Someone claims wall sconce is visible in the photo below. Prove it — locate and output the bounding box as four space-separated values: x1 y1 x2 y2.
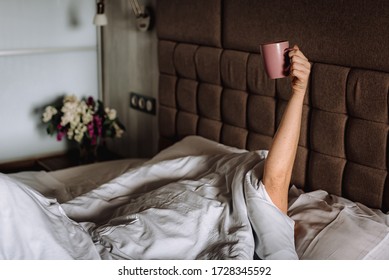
129 0 152 31
93 0 152 31
93 0 108 26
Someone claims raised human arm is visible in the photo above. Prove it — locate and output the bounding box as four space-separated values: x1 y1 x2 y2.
262 45 311 214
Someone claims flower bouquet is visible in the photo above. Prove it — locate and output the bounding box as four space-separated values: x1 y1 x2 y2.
42 95 125 162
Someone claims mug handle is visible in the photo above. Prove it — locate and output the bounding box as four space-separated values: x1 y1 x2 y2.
283 48 293 76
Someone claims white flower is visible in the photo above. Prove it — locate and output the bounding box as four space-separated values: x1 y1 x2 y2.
67 129 74 140
73 123 87 143
69 116 80 129
61 111 76 127
59 95 91 127
42 106 57 122
105 107 117 120
113 122 124 138
81 105 94 125
82 113 93 125
74 133 83 143
63 95 79 104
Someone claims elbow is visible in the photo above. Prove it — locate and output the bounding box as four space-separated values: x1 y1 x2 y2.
263 173 289 192
262 163 291 191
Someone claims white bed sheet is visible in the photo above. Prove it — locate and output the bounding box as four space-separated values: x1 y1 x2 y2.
9 158 147 203
1 145 297 260
7 136 247 203
152 136 389 259
60 151 297 260
3 135 389 260
0 173 101 259
288 186 389 260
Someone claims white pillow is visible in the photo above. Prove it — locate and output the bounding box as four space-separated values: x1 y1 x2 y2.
148 136 249 163
288 186 389 259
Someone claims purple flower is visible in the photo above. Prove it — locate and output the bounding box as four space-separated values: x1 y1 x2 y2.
88 122 94 137
57 131 65 141
91 136 97 146
87 96 95 106
94 115 103 136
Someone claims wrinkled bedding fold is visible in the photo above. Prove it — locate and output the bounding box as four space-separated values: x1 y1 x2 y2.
0 151 297 260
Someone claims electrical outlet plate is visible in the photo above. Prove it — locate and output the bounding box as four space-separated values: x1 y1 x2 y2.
129 92 156 115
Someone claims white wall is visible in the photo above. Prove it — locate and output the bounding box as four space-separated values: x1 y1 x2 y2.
0 0 98 163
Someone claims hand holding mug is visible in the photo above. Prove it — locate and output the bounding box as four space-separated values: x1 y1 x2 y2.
288 45 311 96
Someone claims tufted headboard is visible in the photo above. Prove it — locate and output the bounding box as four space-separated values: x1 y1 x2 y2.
156 0 389 211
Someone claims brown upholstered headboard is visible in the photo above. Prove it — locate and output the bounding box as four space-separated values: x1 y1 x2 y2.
156 0 389 211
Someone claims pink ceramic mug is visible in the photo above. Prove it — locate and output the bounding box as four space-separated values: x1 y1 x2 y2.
260 40 290 79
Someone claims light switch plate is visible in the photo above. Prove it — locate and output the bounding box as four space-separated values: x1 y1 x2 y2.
129 92 156 115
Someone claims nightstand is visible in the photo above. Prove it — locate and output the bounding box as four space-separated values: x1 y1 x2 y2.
36 148 121 171
0 159 42 174
36 150 80 171
0 147 121 173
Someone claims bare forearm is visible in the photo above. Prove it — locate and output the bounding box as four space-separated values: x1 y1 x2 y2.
262 45 310 213
263 93 304 193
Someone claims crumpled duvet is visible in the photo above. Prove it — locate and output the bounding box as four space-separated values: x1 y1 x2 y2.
0 151 297 260
0 173 100 259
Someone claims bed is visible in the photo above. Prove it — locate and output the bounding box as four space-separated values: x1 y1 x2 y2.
1 0 389 260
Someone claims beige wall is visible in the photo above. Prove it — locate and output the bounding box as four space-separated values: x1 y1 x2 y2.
102 0 159 159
